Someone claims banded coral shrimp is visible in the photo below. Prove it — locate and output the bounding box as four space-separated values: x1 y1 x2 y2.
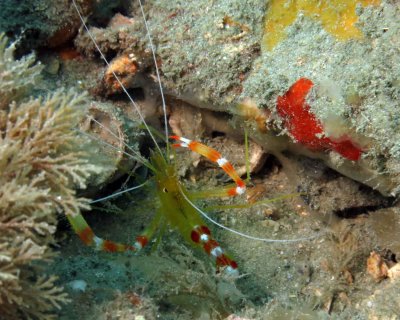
53 0 331 318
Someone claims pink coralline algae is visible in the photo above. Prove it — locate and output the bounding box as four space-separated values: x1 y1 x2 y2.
277 78 362 161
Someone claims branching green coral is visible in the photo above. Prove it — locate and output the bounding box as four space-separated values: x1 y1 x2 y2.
0 34 100 319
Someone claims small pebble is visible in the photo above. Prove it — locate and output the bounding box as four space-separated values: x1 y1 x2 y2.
68 279 87 292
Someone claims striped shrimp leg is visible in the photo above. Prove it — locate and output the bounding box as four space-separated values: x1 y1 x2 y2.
170 136 246 197
190 225 239 276
67 213 148 252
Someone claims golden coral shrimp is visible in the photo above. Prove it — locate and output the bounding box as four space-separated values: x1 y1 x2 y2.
69 0 318 276
69 132 246 275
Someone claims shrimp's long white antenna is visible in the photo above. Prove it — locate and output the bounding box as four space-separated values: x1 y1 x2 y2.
71 0 164 157
88 116 147 164
90 181 147 204
179 185 323 243
77 129 155 171
137 0 169 156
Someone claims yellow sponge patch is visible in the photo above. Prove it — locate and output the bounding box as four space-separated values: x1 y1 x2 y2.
263 0 380 50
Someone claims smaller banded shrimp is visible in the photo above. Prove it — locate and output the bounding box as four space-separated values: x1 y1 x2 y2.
70 0 320 276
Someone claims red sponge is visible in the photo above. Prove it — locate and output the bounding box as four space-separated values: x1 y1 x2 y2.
277 78 362 161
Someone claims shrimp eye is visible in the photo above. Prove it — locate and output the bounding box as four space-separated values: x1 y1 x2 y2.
163 187 168 193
